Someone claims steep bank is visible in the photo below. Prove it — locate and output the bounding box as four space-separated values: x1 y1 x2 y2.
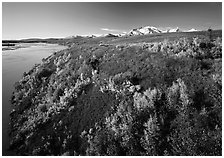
9 32 222 155
2 44 67 155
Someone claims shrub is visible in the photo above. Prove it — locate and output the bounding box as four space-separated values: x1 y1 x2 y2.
37 68 54 80
10 33 222 156
82 77 221 156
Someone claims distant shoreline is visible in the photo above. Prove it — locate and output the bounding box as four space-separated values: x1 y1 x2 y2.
2 38 67 51
2 44 27 51
2 42 64 51
2 38 65 45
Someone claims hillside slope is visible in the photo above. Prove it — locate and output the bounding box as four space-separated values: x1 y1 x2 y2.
9 30 222 155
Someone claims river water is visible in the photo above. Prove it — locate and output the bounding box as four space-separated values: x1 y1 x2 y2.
2 43 67 155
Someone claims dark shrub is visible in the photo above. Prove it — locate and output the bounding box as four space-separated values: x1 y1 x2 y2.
199 42 207 49
37 68 54 80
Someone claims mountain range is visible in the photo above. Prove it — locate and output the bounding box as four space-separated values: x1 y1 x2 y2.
127 26 199 36
103 26 199 37
66 26 199 39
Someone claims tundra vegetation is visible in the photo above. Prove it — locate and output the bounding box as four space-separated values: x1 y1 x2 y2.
9 30 222 155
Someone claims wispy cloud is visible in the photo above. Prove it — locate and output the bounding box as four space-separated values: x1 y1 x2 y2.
101 28 125 33
158 27 173 31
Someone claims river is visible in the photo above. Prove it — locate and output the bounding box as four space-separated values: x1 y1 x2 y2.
2 43 67 155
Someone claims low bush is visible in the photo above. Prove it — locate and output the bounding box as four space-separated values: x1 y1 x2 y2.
9 33 222 155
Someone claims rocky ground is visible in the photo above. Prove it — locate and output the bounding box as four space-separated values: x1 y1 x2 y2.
9 30 222 155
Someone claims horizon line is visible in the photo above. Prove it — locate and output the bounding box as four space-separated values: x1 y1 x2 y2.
2 28 222 41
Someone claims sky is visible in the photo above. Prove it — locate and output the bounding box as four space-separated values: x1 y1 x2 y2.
2 2 222 40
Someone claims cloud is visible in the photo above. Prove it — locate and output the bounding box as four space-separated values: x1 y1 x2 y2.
157 27 173 31
101 28 125 32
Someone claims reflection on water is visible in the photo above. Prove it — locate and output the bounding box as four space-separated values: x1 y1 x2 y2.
2 43 67 155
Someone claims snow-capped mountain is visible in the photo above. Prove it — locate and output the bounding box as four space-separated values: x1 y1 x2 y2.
166 27 180 33
105 33 119 37
128 26 162 36
127 26 183 36
187 28 198 32
69 26 200 38
118 33 127 37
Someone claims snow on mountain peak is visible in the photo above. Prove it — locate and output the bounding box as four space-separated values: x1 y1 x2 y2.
187 28 198 32
167 27 180 33
128 26 162 36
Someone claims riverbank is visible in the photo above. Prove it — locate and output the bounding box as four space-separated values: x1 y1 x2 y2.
2 43 67 155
